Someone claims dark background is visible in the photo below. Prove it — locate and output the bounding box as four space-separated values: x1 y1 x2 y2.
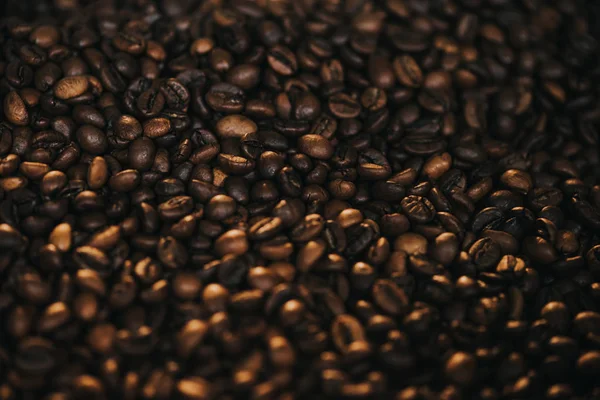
3 0 600 30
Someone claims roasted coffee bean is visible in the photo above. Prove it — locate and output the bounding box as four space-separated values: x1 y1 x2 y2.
128 137 156 171
393 55 423 88
268 45 297 76
372 279 409 316
329 93 361 119
401 195 436 223
468 238 502 270
54 76 89 100
297 134 333 160
115 115 142 141
206 83 245 113
216 114 257 139
109 169 140 192
331 314 366 354
444 352 477 386
76 125 108 155
4 91 30 126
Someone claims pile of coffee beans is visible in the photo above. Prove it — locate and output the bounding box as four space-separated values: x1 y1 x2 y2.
2 0 600 398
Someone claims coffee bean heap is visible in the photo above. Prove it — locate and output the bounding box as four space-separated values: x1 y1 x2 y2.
1 0 600 399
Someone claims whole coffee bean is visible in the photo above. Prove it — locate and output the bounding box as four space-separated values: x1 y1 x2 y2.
423 152 452 180
268 45 298 76
19 161 49 180
158 196 193 221
393 55 423 88
76 125 108 154
297 239 326 272
4 91 29 126
500 169 533 194
215 229 249 256
39 301 70 332
128 137 156 171
177 377 211 400
401 195 436 223
218 154 255 175
15 337 57 375
297 134 333 160
523 236 559 265
87 156 109 190
115 115 142 141
216 114 257 139
329 93 361 118
206 83 245 113
30 25 60 48
113 31 146 55
54 76 89 100
290 214 324 242
331 314 366 354
372 279 409 316
157 236 188 268
468 238 502 270
336 209 364 229
249 217 283 241
445 352 476 386
109 169 140 192
143 117 171 138
431 232 459 266
226 64 260 89
395 233 428 255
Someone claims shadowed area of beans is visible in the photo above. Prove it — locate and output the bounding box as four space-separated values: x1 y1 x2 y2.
1 0 600 399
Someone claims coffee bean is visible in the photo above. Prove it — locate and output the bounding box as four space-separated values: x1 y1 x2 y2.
218 154 255 175
15 337 56 375
216 114 257 139
215 229 249 256
206 83 245 113
76 125 108 155
39 301 70 332
268 45 297 76
54 76 89 100
331 314 366 354
500 169 533 194
445 352 476 386
113 31 146 55
423 152 452 180
248 217 283 241
297 134 333 160
401 195 436 223
395 233 428 255
73 246 110 274
329 93 361 118
109 169 140 192
297 239 326 273
393 55 423 88
4 91 29 126
128 137 156 171
143 117 171 138
115 115 142 141
468 238 502 270
290 214 324 242
157 236 188 268
372 279 409 316
177 377 212 400
523 236 559 265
